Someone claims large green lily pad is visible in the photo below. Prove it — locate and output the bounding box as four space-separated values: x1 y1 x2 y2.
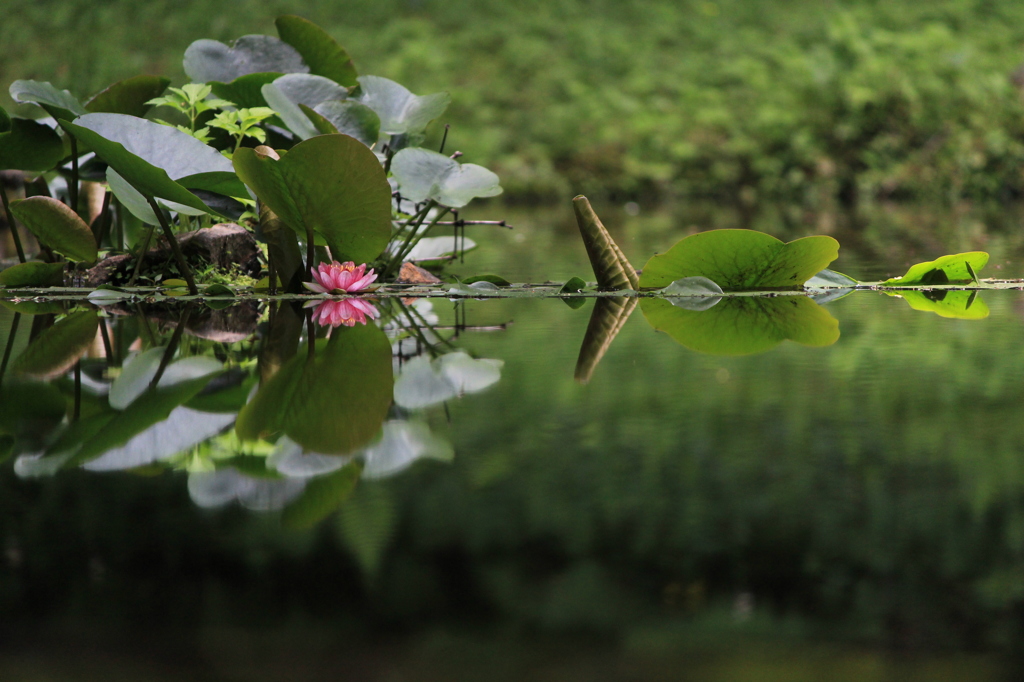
233 135 392 263
183 35 307 84
639 229 840 291
640 295 840 356
883 252 989 286
276 15 358 87
307 101 379 148
236 322 393 455
9 80 87 121
9 197 97 262
356 76 449 137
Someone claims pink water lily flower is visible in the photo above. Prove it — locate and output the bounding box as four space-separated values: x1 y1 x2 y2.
304 261 378 294
306 298 380 328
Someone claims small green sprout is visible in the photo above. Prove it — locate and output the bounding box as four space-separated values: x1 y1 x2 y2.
207 107 276 153
147 83 234 133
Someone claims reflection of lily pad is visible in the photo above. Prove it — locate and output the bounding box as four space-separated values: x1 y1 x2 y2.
892 290 990 320
12 310 98 379
639 230 839 291
640 295 840 356
236 322 393 454
393 351 503 408
883 252 988 286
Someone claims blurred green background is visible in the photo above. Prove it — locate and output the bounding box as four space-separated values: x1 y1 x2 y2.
7 0 1024 203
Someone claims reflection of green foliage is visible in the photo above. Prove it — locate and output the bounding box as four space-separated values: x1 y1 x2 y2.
12 311 98 379
236 322 393 454
891 290 990 320
639 230 839 291
640 295 839 355
883 252 989 286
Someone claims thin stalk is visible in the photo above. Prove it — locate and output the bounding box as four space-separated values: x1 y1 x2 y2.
305 225 316 280
69 137 80 218
149 305 192 389
94 190 113 247
394 206 450 267
384 201 436 278
146 196 198 295
306 311 316 363
430 220 510 228
98 318 113 365
268 254 277 296
438 124 450 154
0 188 26 263
128 225 155 287
73 361 81 422
0 312 21 384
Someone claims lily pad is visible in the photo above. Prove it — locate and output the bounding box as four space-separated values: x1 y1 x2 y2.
0 262 65 287
9 80 87 121
183 35 308 84
276 15 358 87
883 252 989 286
639 229 840 291
85 75 171 117
233 135 392 263
309 101 379 148
236 322 393 455
273 73 348 108
391 147 502 208
893 290 990 320
640 295 840 356
400 236 477 262
209 72 281 109
560 276 587 294
0 118 64 171
356 76 450 137
261 82 320 140
108 347 223 410
62 114 230 217
393 351 502 409
9 196 97 262
12 311 98 379
660 275 724 297
806 268 859 288
462 274 511 286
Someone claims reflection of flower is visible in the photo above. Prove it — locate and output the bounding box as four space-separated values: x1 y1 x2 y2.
304 261 378 294
306 299 380 327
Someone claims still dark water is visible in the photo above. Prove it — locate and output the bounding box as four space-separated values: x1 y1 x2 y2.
3 203 1024 681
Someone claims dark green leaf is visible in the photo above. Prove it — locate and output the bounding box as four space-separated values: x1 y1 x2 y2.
85 75 171 117
209 72 281 109
276 15 358 87
0 118 64 172
462 274 511 286
0 262 65 287
183 35 307 84
640 295 840 356
203 283 235 296
9 197 97 262
639 229 840 291
282 460 363 529
62 115 229 216
391 147 502 208
237 322 393 454
13 311 98 379
560 276 588 293
883 252 989 286
0 381 66 448
561 296 587 310
233 135 392 263
0 106 10 134
177 171 251 200
9 80 87 121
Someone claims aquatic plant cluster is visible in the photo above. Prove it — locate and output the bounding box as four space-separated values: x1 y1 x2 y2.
0 16 501 294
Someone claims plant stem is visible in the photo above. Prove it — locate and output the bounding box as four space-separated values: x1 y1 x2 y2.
0 188 26 263
306 311 316 363
384 201 436 278
149 304 192 389
0 312 21 385
69 137 80 218
98 317 114 365
94 190 113 247
128 225 155 287
73 361 81 422
146 196 198 295
305 225 316 281
394 206 450 266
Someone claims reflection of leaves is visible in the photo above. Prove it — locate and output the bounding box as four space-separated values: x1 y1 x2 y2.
393 351 502 409
336 485 397 580
69 375 218 466
641 295 840 356
233 135 392 264
883 252 988 286
237 322 393 454
108 346 222 409
639 229 839 291
572 196 637 290
575 297 637 383
361 420 453 479
0 381 66 450
282 460 363 529
13 311 98 379
892 290 990 320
